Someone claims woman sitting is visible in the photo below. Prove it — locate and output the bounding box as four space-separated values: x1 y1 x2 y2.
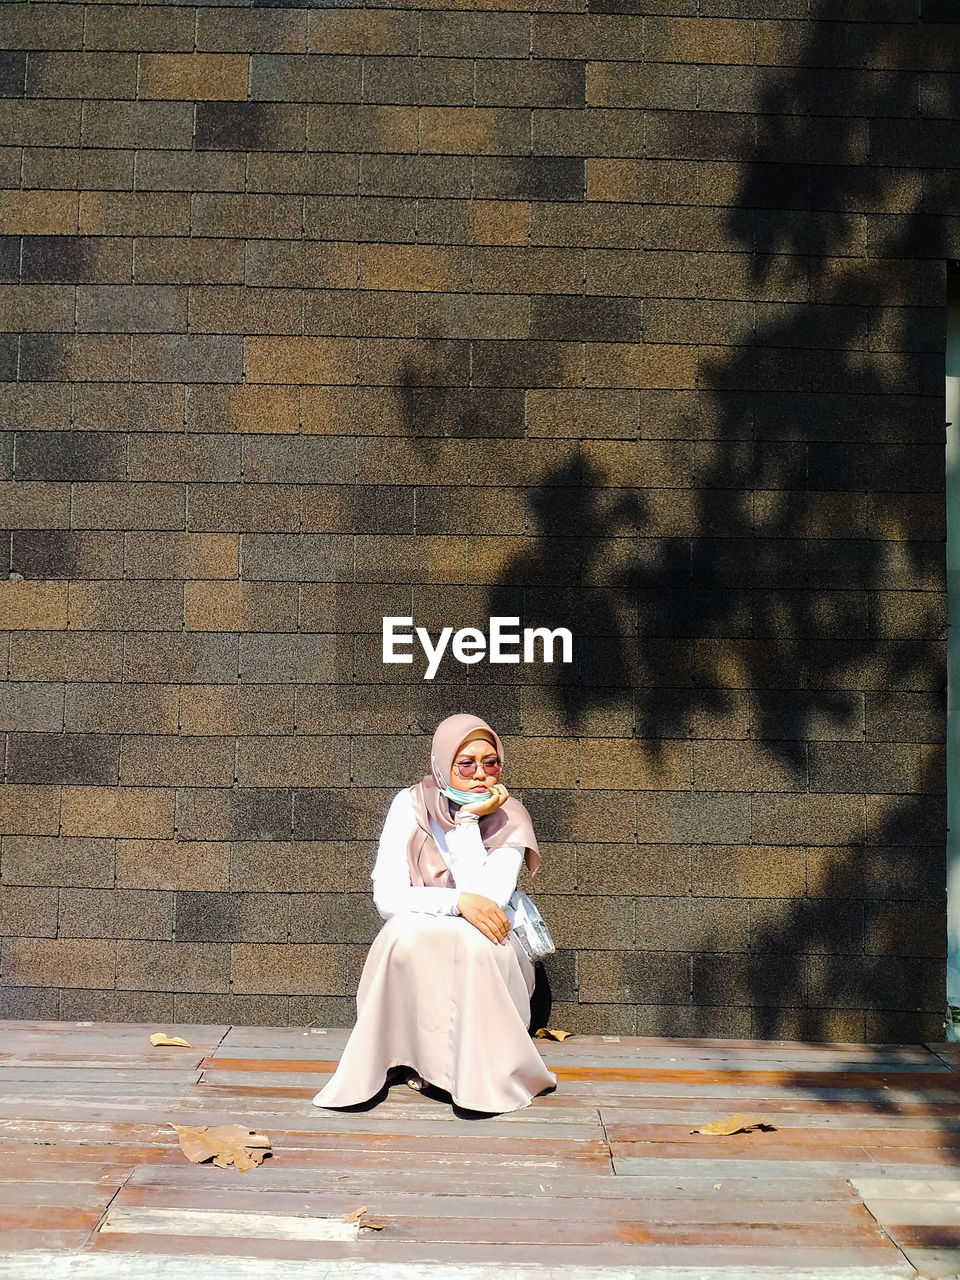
312 713 557 1114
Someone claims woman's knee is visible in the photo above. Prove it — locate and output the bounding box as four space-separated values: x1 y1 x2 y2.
385 914 452 961
455 920 506 962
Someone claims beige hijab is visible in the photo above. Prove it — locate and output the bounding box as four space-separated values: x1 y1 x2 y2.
407 713 540 888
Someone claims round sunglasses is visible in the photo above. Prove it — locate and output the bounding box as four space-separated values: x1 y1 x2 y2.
453 756 502 778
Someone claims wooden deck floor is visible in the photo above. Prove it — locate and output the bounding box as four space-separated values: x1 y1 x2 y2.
1 1021 959 1279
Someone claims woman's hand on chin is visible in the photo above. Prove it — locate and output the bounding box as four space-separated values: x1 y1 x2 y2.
460 782 510 817
457 892 510 944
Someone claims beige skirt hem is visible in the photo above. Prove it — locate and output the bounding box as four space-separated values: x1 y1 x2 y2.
312 912 557 1115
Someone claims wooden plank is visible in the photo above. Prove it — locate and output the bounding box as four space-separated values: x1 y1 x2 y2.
199 1057 956 1090
94 1126 613 1163
0 1104 215 1125
0 1020 227 1043
0 1020 909 1056
166 1111 607 1146
613 1140 874 1164
217 1027 349 1047
0 1070 200 1084
85 1233 911 1266
0 1255 921 1280
219 1144 610 1174
188 1076 960 1123
96 1210 898 1251
618 1143 960 1167
0 1056 202 1070
194 1072 960 1116
124 1163 856 1200
602 1099 960 1123
201 1057 338 1075
73 1142 609 1177
544 1080 960 1102
541 1055 946 1074
0 1183 121 1210
0 1083 199 1098
295 1217 891 1248
863 1147 960 1168
555 1066 958 1089
0 1024 225 1034
110 1183 879 1227
854 1177 960 1201
0 1120 176 1144
0 1207 103 1232
0 1142 173 1164
613 1156 960 1179
0 1232 96 1254
99 1206 360 1241
884 1224 960 1247
186 1086 602 1131
0 1161 133 1186
177 1105 604 1142
862 1201 960 1226
211 1043 941 1070
890 1250 960 1279
7 1114 608 1164
608 1124 960 1150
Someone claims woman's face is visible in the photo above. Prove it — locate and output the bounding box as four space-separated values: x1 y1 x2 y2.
449 735 502 794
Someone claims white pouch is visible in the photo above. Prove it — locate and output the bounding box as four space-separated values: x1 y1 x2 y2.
507 890 556 961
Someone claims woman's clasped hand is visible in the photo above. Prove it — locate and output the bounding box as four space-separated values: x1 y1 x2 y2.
456 891 511 944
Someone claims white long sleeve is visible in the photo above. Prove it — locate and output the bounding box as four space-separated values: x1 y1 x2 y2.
445 819 524 907
371 788 525 920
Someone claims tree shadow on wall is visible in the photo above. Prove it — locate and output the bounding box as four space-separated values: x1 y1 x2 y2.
493 1 952 1048
395 351 525 450
487 455 643 716
383 3 952 1057
688 3 952 1053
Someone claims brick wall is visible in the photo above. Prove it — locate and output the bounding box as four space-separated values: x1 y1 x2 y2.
0 0 952 1040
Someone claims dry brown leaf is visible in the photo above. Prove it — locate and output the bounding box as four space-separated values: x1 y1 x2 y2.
150 1033 193 1048
360 1221 385 1232
344 1206 368 1223
690 1113 775 1137
534 1027 573 1041
172 1123 272 1172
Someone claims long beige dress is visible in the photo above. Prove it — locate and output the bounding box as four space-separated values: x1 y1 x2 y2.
312 790 557 1114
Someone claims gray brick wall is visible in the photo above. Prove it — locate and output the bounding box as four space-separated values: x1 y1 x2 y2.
0 0 951 1039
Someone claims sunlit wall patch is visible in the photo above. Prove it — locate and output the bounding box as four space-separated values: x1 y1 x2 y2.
382 615 574 681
